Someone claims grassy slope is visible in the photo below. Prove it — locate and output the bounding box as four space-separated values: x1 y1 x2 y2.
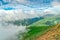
22 17 56 40
37 23 60 40
23 26 53 40
18 15 60 40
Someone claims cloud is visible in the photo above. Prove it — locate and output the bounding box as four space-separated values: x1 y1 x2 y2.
0 20 27 40
16 0 26 3
0 0 53 9
0 0 31 10
43 6 60 15
0 9 41 22
51 0 60 7
42 0 60 15
0 9 28 40
3 0 11 3
0 9 41 40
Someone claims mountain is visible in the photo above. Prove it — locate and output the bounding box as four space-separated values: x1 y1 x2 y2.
7 17 44 26
18 14 60 40
37 23 60 40
0 10 44 26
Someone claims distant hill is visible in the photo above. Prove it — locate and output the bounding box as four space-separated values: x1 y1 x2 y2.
7 17 44 26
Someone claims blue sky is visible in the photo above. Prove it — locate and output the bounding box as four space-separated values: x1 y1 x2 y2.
0 0 60 10
27 0 53 7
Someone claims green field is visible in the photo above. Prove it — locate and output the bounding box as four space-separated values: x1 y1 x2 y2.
17 15 60 40
22 26 53 40
22 18 54 40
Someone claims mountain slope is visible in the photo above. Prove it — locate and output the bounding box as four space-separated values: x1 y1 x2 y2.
17 15 60 40
37 23 60 40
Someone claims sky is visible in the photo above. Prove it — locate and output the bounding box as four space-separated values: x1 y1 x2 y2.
0 0 60 40
0 0 60 15
0 0 60 20
0 0 60 10
0 0 60 17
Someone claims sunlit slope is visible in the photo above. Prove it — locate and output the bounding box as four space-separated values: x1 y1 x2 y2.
22 17 57 40
29 15 60 27
37 23 60 40
18 15 60 40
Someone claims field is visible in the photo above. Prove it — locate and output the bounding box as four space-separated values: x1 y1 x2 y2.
17 15 60 40
37 23 60 40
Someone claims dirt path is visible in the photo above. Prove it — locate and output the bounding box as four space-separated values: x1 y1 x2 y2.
37 23 60 40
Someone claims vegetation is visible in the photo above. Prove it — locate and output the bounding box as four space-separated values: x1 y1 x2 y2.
17 15 60 40
22 26 53 40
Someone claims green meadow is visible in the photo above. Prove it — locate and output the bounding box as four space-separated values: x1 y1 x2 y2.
17 15 60 40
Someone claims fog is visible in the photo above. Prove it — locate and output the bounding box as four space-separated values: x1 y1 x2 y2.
0 10 27 40
0 21 27 40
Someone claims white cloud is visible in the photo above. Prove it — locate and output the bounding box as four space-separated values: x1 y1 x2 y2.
44 9 54 14
3 0 26 3
0 9 41 40
43 7 60 15
3 0 11 3
43 0 60 15
0 9 28 40
0 0 31 10
0 21 27 40
29 9 36 14
0 9 41 21
51 0 60 7
16 0 26 3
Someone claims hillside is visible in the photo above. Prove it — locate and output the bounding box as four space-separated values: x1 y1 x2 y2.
17 15 60 40
19 17 55 40
37 23 60 40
